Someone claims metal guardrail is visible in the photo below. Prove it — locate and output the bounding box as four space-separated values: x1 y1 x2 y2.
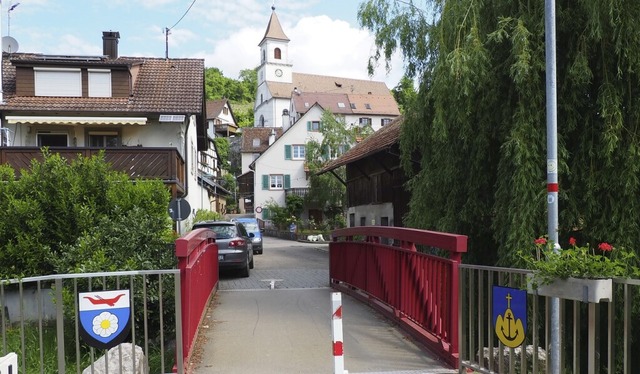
459 264 640 373
0 269 182 374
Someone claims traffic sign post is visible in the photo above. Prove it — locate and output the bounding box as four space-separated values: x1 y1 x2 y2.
168 198 191 236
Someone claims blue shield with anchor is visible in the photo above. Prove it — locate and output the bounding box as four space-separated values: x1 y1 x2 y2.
78 289 131 350
493 285 527 348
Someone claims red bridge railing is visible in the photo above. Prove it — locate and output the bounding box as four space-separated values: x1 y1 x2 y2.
329 226 467 368
174 228 219 371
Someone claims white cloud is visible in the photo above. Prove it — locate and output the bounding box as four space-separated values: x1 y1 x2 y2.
205 15 404 88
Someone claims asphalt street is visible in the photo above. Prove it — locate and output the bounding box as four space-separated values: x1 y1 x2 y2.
190 237 457 374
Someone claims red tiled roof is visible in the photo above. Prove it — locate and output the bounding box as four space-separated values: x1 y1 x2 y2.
1 53 204 114
268 72 393 99
319 116 404 173
206 99 227 119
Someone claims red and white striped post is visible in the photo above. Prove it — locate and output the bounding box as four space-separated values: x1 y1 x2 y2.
331 292 347 374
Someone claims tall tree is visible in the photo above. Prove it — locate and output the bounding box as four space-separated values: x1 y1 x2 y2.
306 111 372 226
359 0 640 265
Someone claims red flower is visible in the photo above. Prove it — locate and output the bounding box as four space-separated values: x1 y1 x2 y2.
569 237 577 246
534 238 547 245
598 242 613 252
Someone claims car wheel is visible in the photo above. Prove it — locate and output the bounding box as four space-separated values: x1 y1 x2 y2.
241 257 250 278
249 253 254 269
257 249 263 255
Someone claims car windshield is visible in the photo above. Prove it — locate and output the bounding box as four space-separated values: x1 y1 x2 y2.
206 225 236 239
242 222 259 231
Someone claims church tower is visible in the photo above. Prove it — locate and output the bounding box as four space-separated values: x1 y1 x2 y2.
254 6 293 127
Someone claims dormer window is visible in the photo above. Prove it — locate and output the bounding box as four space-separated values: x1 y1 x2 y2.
88 69 112 97
34 67 81 97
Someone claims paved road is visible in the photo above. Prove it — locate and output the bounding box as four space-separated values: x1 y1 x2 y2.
190 237 456 374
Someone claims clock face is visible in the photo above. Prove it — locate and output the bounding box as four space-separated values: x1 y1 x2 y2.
275 69 283 77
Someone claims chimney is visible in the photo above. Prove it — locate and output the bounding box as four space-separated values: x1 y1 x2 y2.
268 128 276 145
102 31 120 59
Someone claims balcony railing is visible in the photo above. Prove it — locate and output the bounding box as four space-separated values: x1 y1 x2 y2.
0 147 186 196
285 187 309 198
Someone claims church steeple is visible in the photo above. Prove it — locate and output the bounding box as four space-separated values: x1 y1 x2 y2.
259 7 289 46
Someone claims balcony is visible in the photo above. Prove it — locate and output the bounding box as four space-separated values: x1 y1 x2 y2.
285 187 309 198
0 147 186 196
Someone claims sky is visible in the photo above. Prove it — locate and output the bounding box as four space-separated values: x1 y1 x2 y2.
3 0 404 88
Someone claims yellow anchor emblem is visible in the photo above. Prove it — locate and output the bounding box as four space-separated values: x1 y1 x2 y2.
494 293 526 348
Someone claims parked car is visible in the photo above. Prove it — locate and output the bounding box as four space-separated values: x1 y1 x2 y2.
192 221 254 277
232 217 264 254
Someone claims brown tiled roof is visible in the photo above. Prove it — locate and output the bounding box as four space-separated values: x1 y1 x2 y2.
240 127 284 153
319 116 404 173
1 53 204 114
292 92 352 115
206 99 227 119
268 72 393 99
260 10 289 45
348 94 401 116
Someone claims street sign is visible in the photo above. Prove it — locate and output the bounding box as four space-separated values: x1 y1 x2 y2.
168 198 191 221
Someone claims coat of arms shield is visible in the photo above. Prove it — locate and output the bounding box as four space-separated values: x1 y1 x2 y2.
78 289 131 350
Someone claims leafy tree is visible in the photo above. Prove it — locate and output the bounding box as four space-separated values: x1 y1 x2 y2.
391 75 417 114
359 0 640 265
306 111 372 227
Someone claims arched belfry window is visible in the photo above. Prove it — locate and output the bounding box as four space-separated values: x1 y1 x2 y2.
259 115 265 127
262 50 266 63
274 48 281 60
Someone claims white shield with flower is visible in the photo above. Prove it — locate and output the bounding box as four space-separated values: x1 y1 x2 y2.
78 289 131 350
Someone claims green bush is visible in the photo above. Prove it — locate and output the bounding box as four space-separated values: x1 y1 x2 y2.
0 150 175 278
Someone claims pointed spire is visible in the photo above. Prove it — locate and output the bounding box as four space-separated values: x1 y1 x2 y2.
259 6 289 45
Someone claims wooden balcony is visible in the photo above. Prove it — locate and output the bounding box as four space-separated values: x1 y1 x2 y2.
0 147 186 197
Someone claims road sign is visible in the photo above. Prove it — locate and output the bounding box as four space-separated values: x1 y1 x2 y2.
168 198 191 221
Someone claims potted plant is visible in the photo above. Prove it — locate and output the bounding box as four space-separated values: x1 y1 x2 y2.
521 237 640 303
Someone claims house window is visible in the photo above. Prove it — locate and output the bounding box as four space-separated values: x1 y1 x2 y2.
222 107 229 115
350 103 356 109
270 175 283 189
37 132 68 146
274 48 281 60
88 69 112 97
381 118 393 126
252 138 260 147
365 103 371 109
359 117 372 126
292 145 305 160
34 67 81 97
88 131 119 147
308 121 321 131
337 102 346 108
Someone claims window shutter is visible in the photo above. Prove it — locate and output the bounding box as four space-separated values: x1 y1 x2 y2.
284 145 292 160
307 121 311 131
321 145 329 160
262 175 269 190
262 208 270 219
284 174 291 189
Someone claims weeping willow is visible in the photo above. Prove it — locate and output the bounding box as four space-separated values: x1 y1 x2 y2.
359 0 640 265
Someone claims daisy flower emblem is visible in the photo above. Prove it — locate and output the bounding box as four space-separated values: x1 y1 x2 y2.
92 311 119 338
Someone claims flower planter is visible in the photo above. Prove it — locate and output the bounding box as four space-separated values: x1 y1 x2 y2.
526 275 612 303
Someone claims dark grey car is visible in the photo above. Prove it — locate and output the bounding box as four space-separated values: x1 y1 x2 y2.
193 221 255 277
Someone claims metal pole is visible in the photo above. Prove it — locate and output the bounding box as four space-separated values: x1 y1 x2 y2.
544 0 560 371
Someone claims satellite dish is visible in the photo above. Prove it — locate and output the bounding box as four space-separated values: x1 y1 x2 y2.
2 36 19 53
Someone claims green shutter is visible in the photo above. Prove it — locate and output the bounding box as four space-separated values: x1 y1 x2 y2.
284 145 292 160
262 175 269 190
284 174 291 189
262 208 271 220
307 121 311 131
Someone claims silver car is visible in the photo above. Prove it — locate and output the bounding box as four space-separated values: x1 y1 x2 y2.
192 221 255 277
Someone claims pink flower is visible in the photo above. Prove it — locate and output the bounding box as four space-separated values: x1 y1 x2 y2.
534 238 547 245
569 237 577 246
598 242 613 252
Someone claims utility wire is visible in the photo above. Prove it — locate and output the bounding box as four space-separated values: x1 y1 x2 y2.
165 0 197 58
